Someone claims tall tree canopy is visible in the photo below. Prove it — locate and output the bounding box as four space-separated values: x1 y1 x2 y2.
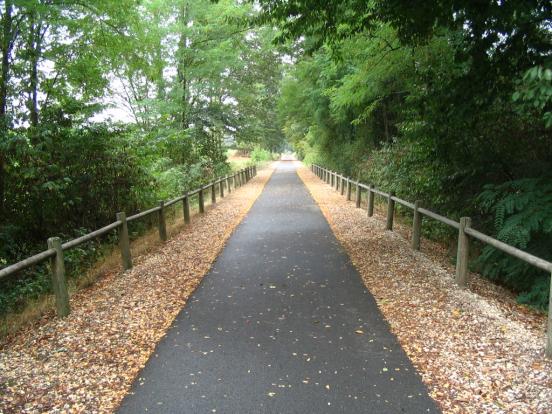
0 0 286 314
266 0 552 308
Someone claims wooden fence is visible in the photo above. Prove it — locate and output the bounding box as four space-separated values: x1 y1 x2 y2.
311 164 552 358
0 166 257 318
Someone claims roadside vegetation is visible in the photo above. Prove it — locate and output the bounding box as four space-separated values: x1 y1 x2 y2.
0 0 285 323
265 0 552 309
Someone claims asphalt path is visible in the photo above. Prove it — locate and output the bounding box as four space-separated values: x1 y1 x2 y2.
118 162 439 413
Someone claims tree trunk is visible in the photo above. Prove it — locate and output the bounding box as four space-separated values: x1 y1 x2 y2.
176 1 189 130
0 0 14 218
382 101 390 142
153 10 165 101
27 11 41 132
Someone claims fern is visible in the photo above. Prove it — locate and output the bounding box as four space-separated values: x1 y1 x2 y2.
476 176 552 309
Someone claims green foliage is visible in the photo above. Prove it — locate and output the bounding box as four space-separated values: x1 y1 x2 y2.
476 178 552 309
0 0 284 317
272 1 552 308
250 147 272 163
513 63 552 128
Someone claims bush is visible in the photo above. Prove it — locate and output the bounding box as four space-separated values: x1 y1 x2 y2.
250 146 273 162
476 177 552 309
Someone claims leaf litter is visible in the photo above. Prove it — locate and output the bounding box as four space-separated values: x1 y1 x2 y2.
0 165 275 414
297 165 552 414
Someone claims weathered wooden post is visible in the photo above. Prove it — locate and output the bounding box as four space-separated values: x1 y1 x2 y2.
412 200 422 250
346 178 352 201
211 182 217 204
367 185 374 217
183 193 191 224
158 200 167 241
116 212 132 270
547 275 552 358
227 175 232 193
455 217 471 286
386 192 395 230
355 182 361 208
47 237 70 317
220 179 224 197
199 189 205 213
341 176 346 196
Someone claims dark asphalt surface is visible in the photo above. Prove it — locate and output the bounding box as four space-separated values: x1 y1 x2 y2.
118 162 439 414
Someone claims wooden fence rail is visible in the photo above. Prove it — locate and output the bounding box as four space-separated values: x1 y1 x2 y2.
0 165 258 318
311 164 552 358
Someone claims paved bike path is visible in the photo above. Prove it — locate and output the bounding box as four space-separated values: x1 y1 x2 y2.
118 162 439 413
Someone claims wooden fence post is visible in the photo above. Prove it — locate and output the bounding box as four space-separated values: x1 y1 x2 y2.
116 212 132 270
220 179 224 198
547 274 552 358
227 175 232 193
211 182 217 204
412 200 422 251
158 200 167 241
355 182 361 208
341 176 345 196
386 192 395 230
346 178 352 201
47 237 70 317
455 217 471 286
199 189 205 213
183 193 191 224
367 185 374 217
